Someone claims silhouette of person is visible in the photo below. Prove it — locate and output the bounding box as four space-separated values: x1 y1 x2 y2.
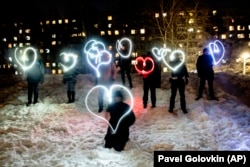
196 47 218 100
25 58 44 106
168 53 189 114
104 90 136 152
117 44 133 88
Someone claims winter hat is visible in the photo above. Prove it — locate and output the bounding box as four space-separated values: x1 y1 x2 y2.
113 90 124 100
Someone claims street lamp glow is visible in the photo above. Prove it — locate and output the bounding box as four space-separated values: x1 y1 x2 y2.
241 52 250 75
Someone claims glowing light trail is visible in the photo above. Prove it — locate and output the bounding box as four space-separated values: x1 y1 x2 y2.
162 49 185 72
14 47 38 71
116 37 132 58
208 40 225 65
134 56 155 75
84 39 112 78
85 84 134 134
59 52 78 72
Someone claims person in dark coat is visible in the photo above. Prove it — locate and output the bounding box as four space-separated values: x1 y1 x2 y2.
196 47 218 100
168 54 189 114
140 51 161 108
104 90 136 152
63 66 80 103
25 59 45 106
117 44 133 88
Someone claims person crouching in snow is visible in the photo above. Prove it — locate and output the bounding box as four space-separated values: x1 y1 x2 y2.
104 90 136 151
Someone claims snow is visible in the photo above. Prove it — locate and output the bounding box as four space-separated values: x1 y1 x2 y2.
0 70 250 167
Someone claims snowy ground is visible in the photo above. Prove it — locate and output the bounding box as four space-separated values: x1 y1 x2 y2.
0 71 249 167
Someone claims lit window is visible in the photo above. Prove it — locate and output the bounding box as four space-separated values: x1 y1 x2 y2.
229 26 234 31
52 69 56 74
25 29 31 33
188 19 194 24
64 19 68 24
108 23 112 28
213 26 218 32
52 63 56 67
52 20 56 24
188 28 194 32
82 32 86 37
237 25 245 31
114 30 119 35
51 41 56 45
39 49 44 54
162 13 167 17
100 31 105 36
197 34 202 39
248 25 250 30
229 34 233 38
140 28 145 34
19 29 22 34
26 36 31 40
179 12 184 16
108 30 112 35
72 19 76 22
58 19 62 24
237 34 245 39
107 16 112 21
8 43 12 48
155 13 159 18
25 43 30 46
46 20 50 24
212 10 217 16
2 38 6 42
46 62 50 67
40 21 43 26
58 69 62 74
131 29 136 34
248 34 250 39
52 34 56 38
221 34 227 39
13 37 17 41
189 12 193 16
94 24 98 28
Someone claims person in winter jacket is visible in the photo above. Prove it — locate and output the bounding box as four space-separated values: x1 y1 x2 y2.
25 59 45 106
63 65 80 103
138 51 161 108
196 47 218 101
117 44 133 88
168 54 189 114
104 90 136 152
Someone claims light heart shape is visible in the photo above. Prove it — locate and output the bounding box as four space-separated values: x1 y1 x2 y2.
14 47 37 71
162 50 185 71
84 39 112 78
85 84 134 134
116 37 132 58
59 52 78 72
151 47 171 61
134 56 155 75
208 40 225 65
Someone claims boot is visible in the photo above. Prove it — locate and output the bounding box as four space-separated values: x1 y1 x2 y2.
67 91 72 103
71 91 75 103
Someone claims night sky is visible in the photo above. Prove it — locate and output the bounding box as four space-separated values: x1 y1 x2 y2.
0 0 248 22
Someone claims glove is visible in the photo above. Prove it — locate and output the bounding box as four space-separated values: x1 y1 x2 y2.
185 78 188 85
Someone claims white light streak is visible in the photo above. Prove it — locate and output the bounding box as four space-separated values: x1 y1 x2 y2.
85 84 134 134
